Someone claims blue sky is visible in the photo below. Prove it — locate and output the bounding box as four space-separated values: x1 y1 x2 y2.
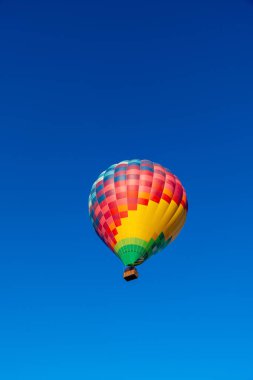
1 0 253 379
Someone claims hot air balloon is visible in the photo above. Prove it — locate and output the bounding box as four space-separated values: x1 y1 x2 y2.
88 159 188 281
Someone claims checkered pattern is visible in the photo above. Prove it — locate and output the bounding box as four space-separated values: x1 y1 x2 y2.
88 159 188 265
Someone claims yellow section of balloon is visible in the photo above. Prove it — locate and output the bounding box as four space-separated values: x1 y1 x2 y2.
114 199 187 250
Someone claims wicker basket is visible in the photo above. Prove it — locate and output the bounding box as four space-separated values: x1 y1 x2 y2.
123 267 138 281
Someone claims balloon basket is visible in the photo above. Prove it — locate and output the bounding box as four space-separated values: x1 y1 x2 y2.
123 267 138 282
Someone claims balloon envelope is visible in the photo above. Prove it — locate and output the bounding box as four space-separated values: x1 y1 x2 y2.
88 159 188 266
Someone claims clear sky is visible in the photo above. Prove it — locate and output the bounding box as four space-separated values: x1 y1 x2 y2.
1 1 253 379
